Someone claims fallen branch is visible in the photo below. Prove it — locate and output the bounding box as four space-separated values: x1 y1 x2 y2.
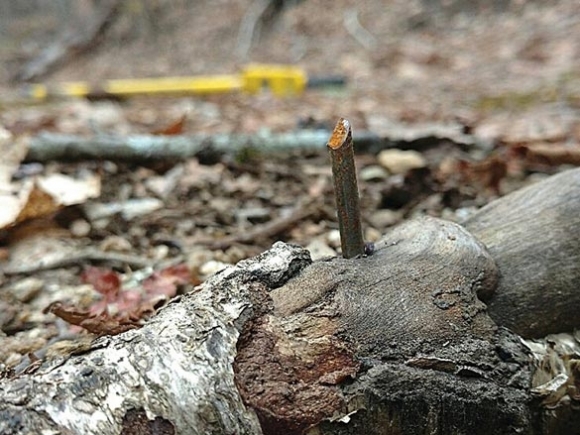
465 167 580 337
24 124 480 162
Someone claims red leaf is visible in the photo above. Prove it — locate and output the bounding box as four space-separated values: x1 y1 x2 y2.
116 289 144 314
81 266 121 303
142 264 191 298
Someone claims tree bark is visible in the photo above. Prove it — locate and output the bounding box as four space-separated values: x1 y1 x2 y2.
464 169 580 337
2 169 580 435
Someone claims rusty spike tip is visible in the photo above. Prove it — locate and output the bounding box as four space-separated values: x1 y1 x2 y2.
327 118 351 150
327 117 365 259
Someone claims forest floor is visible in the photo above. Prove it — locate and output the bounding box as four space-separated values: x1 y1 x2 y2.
0 0 579 372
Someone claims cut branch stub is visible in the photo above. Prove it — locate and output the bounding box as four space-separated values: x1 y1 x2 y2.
327 118 365 259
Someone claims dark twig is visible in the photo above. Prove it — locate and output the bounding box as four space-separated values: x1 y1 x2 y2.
327 118 364 258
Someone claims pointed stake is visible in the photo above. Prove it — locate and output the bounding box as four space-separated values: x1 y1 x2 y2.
327 118 365 259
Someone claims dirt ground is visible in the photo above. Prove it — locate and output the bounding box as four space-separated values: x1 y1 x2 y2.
0 0 580 372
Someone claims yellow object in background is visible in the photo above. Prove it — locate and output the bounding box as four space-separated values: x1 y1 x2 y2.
24 64 338 100
241 64 307 96
104 75 242 96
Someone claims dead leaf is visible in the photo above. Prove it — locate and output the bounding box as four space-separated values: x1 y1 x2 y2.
455 154 508 195
514 143 580 168
0 127 101 229
142 263 191 298
81 266 121 303
37 173 101 206
1 174 101 230
44 302 140 337
74 264 191 323
11 181 55 224
152 114 187 135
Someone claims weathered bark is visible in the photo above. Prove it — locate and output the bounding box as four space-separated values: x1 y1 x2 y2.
464 169 580 337
0 245 311 435
1 169 580 435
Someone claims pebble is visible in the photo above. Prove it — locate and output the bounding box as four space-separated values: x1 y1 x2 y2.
364 227 382 242
359 165 389 181
187 249 215 272
199 260 231 278
69 219 91 237
306 238 337 260
326 230 342 248
368 209 403 229
377 149 427 174
7 277 44 302
99 235 132 252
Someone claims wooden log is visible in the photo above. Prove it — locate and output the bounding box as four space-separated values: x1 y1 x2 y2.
465 168 580 337
237 217 507 434
1 169 580 435
0 243 313 435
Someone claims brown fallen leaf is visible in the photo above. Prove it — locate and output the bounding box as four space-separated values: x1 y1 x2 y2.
513 143 580 168
456 154 508 195
77 263 192 322
44 302 140 337
152 114 187 135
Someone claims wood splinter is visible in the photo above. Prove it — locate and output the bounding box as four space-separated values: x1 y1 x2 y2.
327 117 365 259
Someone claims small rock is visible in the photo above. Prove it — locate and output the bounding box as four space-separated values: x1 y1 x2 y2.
187 248 215 272
360 165 389 181
368 209 403 229
326 230 342 248
5 352 23 368
151 244 169 261
69 219 91 237
7 277 44 302
199 260 230 278
306 238 337 261
364 227 382 243
99 235 132 252
377 149 427 174
215 245 246 264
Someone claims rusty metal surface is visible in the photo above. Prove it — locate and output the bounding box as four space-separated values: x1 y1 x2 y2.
327 118 364 259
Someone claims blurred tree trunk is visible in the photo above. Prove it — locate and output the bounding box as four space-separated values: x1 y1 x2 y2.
14 0 121 82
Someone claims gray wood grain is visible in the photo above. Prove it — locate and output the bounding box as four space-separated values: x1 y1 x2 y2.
465 168 580 337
